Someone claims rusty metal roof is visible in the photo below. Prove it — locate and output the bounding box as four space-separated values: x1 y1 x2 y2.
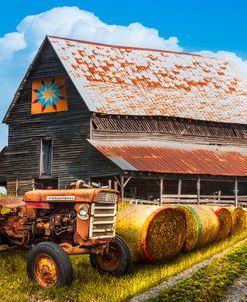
89 139 247 176
48 36 247 124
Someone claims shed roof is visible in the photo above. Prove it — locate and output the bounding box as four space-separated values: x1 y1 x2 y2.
48 36 247 124
89 139 247 176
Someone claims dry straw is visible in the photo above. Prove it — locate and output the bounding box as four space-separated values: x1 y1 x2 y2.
177 205 220 251
210 206 232 240
116 205 186 262
226 207 246 234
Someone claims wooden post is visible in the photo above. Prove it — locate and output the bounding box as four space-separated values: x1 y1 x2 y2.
234 178 238 207
134 186 137 198
197 177 201 205
32 178 35 190
108 179 112 189
160 177 164 206
178 179 182 200
120 175 125 202
15 179 19 197
218 190 221 202
114 181 118 190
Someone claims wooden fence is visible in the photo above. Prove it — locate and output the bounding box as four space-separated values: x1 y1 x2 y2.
161 194 247 208
127 195 247 208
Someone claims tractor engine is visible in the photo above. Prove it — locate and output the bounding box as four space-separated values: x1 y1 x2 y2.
0 206 77 246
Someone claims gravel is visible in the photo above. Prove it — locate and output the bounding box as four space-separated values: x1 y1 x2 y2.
220 270 247 302
129 238 247 302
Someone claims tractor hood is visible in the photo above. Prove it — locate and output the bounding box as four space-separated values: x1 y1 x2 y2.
23 188 119 204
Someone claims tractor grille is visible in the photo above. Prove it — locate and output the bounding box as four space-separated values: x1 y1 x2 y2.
97 192 118 203
89 194 117 239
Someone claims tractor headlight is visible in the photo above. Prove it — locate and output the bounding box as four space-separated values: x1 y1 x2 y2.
78 205 89 220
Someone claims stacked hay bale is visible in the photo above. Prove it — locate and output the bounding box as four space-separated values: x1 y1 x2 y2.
177 205 220 251
226 207 246 234
210 206 232 240
117 205 186 262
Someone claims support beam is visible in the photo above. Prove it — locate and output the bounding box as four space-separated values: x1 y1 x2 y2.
108 179 112 189
120 175 125 202
234 178 238 207
114 176 121 187
197 177 201 205
15 179 18 197
124 176 132 187
32 178 35 190
114 175 131 202
178 179 182 199
159 177 164 206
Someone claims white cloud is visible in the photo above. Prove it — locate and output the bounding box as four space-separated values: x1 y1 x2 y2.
16 6 182 51
198 50 247 79
0 32 26 61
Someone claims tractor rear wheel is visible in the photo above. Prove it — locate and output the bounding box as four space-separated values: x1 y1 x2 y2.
27 242 73 288
89 235 131 276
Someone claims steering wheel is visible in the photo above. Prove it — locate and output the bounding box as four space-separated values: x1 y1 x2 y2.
17 182 43 196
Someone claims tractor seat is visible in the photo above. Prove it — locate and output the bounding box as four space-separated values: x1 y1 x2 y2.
0 197 25 209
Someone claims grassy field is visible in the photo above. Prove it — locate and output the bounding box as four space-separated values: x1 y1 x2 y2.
0 231 246 302
150 239 247 302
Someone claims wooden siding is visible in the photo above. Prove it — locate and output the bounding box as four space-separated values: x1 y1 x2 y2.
5 40 119 188
92 115 247 145
0 147 7 185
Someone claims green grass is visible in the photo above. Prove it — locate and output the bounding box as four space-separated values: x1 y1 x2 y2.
150 239 247 302
0 232 246 302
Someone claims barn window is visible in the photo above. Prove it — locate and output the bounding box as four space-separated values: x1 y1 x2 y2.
40 139 52 175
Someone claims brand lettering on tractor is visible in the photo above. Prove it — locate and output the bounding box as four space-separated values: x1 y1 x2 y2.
46 196 75 201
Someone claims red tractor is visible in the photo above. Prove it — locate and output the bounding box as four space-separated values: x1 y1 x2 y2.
0 182 131 288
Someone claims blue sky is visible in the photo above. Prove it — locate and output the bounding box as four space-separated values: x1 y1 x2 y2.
0 0 247 149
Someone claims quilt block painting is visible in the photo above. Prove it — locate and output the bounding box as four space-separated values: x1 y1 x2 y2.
32 77 68 114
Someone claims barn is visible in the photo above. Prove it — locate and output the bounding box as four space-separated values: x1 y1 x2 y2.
1 35 247 206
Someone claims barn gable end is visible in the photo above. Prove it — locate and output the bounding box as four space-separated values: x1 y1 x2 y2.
2 38 119 192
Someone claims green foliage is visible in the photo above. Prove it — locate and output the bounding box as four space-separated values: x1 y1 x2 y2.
0 232 246 302
150 240 247 302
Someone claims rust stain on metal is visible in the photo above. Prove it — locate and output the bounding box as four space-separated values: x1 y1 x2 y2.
89 140 247 176
48 36 247 124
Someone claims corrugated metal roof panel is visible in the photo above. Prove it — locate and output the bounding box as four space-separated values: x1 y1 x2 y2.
49 36 247 124
89 140 247 176
109 156 137 171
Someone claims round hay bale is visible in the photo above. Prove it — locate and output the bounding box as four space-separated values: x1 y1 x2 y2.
226 207 246 234
210 206 232 240
245 209 247 229
177 205 220 251
116 205 186 262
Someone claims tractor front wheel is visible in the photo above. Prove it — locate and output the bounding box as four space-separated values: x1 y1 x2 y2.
27 242 73 288
90 235 131 276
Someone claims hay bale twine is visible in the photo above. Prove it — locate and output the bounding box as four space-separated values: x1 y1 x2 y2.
177 205 220 251
210 206 232 240
116 205 186 262
226 207 246 234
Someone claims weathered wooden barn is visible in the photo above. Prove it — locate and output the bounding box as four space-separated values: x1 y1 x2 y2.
1 35 247 205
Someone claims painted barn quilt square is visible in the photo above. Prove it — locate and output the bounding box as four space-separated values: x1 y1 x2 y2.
32 78 68 114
